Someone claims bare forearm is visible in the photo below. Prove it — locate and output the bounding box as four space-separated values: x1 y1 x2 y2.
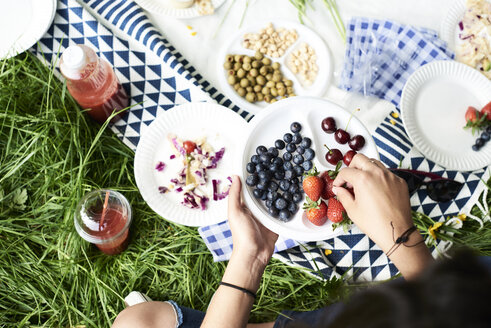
201 254 266 328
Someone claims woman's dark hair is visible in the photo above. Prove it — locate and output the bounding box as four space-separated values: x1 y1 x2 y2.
287 248 491 328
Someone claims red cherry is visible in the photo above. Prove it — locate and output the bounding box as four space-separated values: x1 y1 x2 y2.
343 150 357 166
183 140 197 154
325 149 343 165
348 135 365 151
321 117 337 134
334 129 350 144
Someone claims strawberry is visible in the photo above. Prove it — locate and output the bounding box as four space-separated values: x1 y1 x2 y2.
327 197 347 223
303 198 327 226
465 106 480 123
320 161 341 199
481 100 491 121
302 167 324 202
464 106 489 135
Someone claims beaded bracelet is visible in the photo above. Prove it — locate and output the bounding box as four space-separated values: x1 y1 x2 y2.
219 281 256 300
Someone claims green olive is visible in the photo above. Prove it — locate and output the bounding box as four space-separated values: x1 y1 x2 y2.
227 69 235 76
262 57 271 66
256 93 264 101
240 78 250 88
234 83 240 91
266 81 275 88
261 87 270 95
287 87 294 94
276 82 285 89
272 62 280 70
251 60 260 68
227 75 237 85
256 76 266 86
271 88 278 97
254 51 264 60
245 92 256 103
254 85 261 92
237 87 246 97
237 68 245 78
234 54 243 62
265 73 273 81
233 63 241 70
242 62 252 71
270 98 277 103
272 74 281 82
273 69 281 76
223 62 232 70
278 88 286 96
250 68 259 77
289 93 296 97
225 55 234 62
246 86 253 92
243 56 252 63
259 66 268 76
264 95 272 103
284 79 293 87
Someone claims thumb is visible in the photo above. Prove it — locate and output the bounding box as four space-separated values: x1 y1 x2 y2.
228 175 242 214
333 186 355 212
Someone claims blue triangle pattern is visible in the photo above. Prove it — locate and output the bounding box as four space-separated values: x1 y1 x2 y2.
353 267 369 280
178 89 191 102
163 77 176 89
389 263 399 276
352 250 367 264
338 234 365 249
129 122 141 134
369 249 384 264
132 109 144 120
116 67 130 80
132 81 145 93
411 157 424 169
437 200 453 214
114 124 126 135
421 202 437 214
131 65 146 80
132 51 146 63
87 36 99 48
69 6 84 19
145 106 158 117
116 50 129 63
146 92 160 103
71 22 84 35
127 136 140 147
102 51 114 63
148 79 161 91
58 8 69 22
100 35 113 48
162 92 176 103
148 65 161 76
86 20 99 33
371 265 386 279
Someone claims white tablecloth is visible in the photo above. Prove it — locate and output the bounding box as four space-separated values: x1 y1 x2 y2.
145 0 451 130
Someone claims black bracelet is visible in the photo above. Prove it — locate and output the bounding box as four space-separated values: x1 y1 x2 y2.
386 222 425 257
219 281 256 300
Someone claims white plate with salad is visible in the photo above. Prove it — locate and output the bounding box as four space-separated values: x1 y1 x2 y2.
134 102 248 227
134 0 226 18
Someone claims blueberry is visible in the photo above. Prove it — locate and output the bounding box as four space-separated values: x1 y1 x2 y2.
292 133 302 144
275 139 285 149
283 152 293 161
293 193 303 203
293 165 304 176
259 153 273 163
304 148 315 160
279 210 293 222
290 177 299 185
269 163 282 172
300 137 311 149
257 180 268 190
296 147 305 155
246 174 259 186
261 192 268 201
268 207 280 218
284 170 296 180
289 183 299 194
272 157 284 166
286 143 296 153
268 147 279 157
274 171 285 180
253 189 264 198
472 144 480 151
283 161 293 171
267 191 279 201
246 162 256 174
288 202 298 214
279 179 291 191
268 181 279 192
283 133 293 143
251 154 260 164
275 198 288 210
481 132 490 141
302 160 313 171
476 138 485 147
290 122 302 133
256 145 267 155
283 192 293 202
486 126 491 134
293 154 304 165
256 163 267 172
258 170 272 181
265 199 273 208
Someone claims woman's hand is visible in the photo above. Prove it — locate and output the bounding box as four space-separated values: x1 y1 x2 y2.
228 175 278 267
333 154 433 279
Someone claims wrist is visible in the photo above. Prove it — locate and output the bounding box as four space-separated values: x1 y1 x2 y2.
222 253 267 293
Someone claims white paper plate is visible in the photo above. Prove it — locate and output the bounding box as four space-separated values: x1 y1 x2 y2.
135 0 226 18
217 20 332 114
0 0 57 59
401 60 491 171
134 102 248 227
440 0 466 51
239 97 379 241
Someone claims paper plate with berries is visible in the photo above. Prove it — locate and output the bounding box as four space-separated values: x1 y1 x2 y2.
134 102 247 227
401 60 491 171
216 20 332 114
239 96 379 241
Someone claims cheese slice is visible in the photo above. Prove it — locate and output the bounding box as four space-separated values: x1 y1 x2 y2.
166 0 194 9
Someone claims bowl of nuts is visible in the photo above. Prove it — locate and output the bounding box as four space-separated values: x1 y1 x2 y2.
217 20 332 114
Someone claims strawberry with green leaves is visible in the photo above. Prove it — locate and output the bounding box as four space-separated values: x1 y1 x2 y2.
302 167 324 202
303 198 327 226
328 197 353 232
320 161 342 199
464 106 490 135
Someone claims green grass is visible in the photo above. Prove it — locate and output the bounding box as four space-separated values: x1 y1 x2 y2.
0 53 489 327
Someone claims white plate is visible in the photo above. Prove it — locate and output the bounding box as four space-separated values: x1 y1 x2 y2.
401 60 491 171
134 102 248 227
217 20 332 114
239 97 379 241
0 0 57 59
440 0 466 51
135 0 226 18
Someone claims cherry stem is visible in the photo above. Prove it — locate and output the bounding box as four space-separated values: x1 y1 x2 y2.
323 144 332 153
345 108 361 131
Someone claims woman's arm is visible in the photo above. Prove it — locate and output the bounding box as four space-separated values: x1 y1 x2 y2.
333 154 434 280
201 176 278 328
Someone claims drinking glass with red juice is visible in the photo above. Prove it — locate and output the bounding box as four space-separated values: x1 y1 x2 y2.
60 44 129 123
74 190 132 255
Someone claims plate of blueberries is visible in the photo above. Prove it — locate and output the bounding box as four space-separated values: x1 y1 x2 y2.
240 96 379 241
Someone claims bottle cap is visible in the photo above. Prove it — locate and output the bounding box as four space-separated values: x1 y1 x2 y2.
62 45 86 69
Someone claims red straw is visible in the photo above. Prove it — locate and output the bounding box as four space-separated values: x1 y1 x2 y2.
99 191 110 230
